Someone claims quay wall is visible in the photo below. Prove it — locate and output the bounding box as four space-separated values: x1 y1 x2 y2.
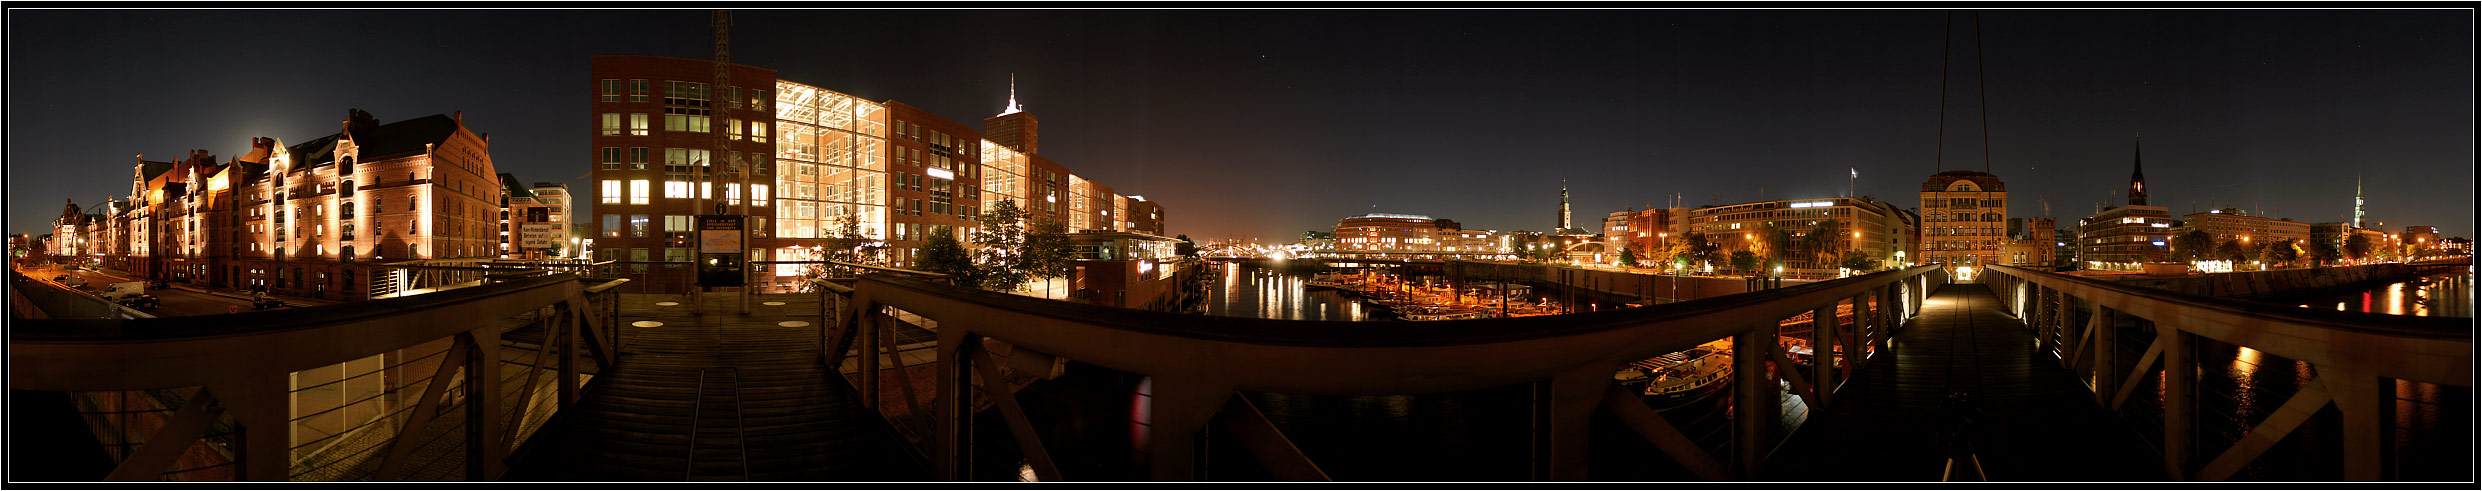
2072 263 2461 300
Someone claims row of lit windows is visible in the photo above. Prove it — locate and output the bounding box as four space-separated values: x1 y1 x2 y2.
598 179 769 206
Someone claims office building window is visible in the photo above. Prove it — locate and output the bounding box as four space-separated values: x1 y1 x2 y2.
665 215 692 232
603 214 621 237
600 79 620 102
630 179 650 204
601 180 621 204
664 181 691 199
630 147 649 169
600 113 622 136
752 184 769 207
601 147 622 169
629 214 650 237
628 113 649 136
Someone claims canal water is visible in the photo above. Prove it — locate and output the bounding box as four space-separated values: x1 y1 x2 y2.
2125 272 2473 481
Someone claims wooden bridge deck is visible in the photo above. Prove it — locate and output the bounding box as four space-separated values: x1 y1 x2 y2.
1762 283 2167 482
504 292 925 482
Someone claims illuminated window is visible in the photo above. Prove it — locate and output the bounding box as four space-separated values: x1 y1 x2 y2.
600 113 622 136
603 214 620 237
752 184 769 207
726 183 742 206
629 214 649 237
728 118 743 140
600 79 620 102
629 179 650 205
664 181 691 199
628 113 649 136
601 180 621 204
752 120 769 143
664 215 692 232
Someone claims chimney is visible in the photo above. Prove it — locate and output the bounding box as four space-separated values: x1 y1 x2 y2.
454 110 463 124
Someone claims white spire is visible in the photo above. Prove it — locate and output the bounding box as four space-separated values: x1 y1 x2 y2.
997 73 1024 116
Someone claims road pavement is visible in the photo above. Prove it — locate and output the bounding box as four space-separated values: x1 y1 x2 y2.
15 264 342 317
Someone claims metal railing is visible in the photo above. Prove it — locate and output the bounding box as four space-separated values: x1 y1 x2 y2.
1980 264 2470 481
11 274 627 481
818 263 1944 480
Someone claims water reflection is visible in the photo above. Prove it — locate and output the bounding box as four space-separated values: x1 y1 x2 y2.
1207 263 1389 321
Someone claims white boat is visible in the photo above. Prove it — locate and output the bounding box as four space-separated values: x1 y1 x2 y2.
1616 348 1734 410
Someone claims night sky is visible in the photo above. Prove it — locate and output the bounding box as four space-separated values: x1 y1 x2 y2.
9 9 2472 242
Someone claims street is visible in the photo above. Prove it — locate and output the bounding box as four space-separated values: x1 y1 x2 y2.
16 264 273 317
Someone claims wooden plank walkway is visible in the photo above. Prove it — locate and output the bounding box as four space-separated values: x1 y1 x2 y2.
1761 283 2167 482
504 291 925 481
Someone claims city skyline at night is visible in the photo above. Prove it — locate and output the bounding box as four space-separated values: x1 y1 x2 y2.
9 9 2472 242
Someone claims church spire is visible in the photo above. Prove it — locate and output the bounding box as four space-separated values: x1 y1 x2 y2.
1558 180 1573 231
997 73 1024 116
2128 133 2148 206
2353 174 2366 228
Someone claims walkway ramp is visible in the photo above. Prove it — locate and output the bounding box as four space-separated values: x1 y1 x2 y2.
1763 283 2166 482
505 292 925 481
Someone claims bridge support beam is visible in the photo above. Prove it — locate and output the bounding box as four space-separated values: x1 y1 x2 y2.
1140 376 1231 481
2160 327 2191 480
1812 304 1835 407
465 329 506 481
2090 306 2117 408
2328 370 2386 480
223 374 290 481
1733 322 1776 478
1532 366 1606 480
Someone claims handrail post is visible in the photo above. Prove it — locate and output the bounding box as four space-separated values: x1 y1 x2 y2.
222 375 290 481
1811 304 1834 407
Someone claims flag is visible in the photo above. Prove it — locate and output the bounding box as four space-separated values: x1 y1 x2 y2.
1851 168 1858 179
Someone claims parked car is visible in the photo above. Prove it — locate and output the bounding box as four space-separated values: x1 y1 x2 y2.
118 294 160 310
251 295 285 310
52 275 69 282
149 280 170 290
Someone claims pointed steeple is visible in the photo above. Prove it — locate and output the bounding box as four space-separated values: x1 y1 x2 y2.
997 73 1024 116
2353 174 2366 228
1558 180 1573 231
2128 133 2148 206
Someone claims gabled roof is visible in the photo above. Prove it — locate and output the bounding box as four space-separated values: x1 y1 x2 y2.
139 160 174 180
499 173 531 199
353 114 460 161
285 114 462 170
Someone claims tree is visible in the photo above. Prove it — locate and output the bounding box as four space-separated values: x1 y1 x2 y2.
1839 250 1876 272
1681 232 1719 271
971 199 1033 291
1021 218 1076 298
1798 220 1844 270
2265 239 2301 268
915 232 979 286
2172 229 2216 262
1729 250 1760 275
2344 234 2373 262
1618 244 1641 267
2307 238 2341 266
1174 234 1199 258
2215 239 2252 264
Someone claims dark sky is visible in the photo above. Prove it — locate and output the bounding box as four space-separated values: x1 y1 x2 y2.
9 9 2473 242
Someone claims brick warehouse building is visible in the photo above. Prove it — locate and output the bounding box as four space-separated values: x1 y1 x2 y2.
73 109 505 301
589 55 1167 293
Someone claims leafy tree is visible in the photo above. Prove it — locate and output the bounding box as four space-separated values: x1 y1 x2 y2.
2255 239 2294 268
1021 218 1077 297
1729 250 1760 275
1174 234 1199 258
2215 239 2252 264
1839 250 1876 272
1682 232 1719 271
2344 233 2373 261
915 232 980 286
2171 229 2216 262
1798 220 1844 269
1618 244 1640 267
2307 238 2341 266
971 199 1033 291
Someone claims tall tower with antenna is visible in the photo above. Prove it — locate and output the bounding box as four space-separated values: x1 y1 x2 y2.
985 73 1040 154
1558 180 1573 231
2352 175 2366 228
